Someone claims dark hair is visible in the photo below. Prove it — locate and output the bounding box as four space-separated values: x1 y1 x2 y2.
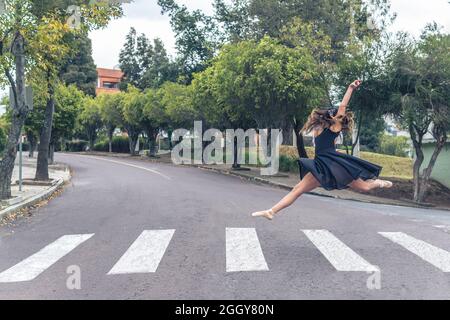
301 108 354 134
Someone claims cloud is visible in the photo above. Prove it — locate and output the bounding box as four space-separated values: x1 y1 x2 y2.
389 0 450 36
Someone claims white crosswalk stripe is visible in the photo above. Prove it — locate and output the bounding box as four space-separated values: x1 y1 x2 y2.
3 229 450 283
303 230 379 272
226 228 269 272
0 234 94 283
108 230 175 275
379 232 450 272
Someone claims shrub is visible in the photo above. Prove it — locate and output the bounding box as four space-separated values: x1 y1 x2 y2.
93 136 146 154
377 135 409 157
67 140 88 152
279 154 300 173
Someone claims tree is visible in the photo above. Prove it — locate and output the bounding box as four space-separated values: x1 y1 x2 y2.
50 84 84 162
59 32 98 97
0 0 37 198
142 89 167 157
388 27 450 203
121 86 144 155
78 96 102 150
141 38 179 88
157 0 220 81
119 28 178 90
0 0 123 197
208 37 323 161
98 93 123 153
159 81 196 150
32 1 122 181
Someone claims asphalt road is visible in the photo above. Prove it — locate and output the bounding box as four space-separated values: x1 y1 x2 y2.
1 153 450 300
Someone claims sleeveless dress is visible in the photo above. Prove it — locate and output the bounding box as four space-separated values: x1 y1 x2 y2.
298 128 382 190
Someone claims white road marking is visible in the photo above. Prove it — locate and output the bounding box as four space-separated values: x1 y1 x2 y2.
379 232 450 272
108 230 175 275
0 234 94 283
226 228 269 272
303 230 378 272
77 155 171 180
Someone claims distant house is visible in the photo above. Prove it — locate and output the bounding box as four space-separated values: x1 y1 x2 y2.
96 68 124 95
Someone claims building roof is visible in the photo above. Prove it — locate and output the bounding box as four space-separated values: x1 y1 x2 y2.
97 68 124 79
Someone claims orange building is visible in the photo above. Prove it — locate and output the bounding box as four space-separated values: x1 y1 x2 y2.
96 68 124 95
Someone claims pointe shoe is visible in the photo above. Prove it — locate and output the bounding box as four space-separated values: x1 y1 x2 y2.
252 209 275 221
375 179 393 189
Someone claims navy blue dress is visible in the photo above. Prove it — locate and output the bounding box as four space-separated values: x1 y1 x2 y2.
298 128 382 190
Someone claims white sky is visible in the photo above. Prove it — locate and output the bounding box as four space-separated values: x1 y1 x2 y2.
89 0 450 69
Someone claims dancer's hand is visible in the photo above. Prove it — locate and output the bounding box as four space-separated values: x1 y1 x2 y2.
349 80 362 90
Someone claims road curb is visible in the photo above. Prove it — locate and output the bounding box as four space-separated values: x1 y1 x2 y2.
190 165 450 211
0 178 67 220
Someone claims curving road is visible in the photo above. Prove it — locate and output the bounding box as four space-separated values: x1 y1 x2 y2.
1 153 450 299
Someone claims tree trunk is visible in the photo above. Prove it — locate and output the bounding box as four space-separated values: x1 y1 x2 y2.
35 76 55 181
292 118 308 159
108 125 114 153
127 128 139 155
232 136 240 169
48 143 55 165
410 127 425 203
417 136 446 203
281 119 293 146
351 111 363 156
168 129 173 150
27 131 36 158
0 32 29 200
87 126 97 151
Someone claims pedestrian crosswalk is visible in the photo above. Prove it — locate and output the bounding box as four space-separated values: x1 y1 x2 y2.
0 234 94 283
303 230 379 272
226 228 269 272
1 229 450 283
379 232 450 272
108 230 175 275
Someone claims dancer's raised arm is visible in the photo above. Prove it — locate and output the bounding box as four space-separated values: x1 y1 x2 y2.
337 80 362 116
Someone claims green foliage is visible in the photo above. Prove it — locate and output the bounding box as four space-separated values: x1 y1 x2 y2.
53 84 84 142
359 115 386 151
93 136 131 153
77 96 102 147
0 117 8 153
376 135 409 157
202 36 323 129
66 140 88 152
98 93 123 134
26 83 84 145
59 33 98 97
119 28 178 90
160 82 196 129
158 0 220 80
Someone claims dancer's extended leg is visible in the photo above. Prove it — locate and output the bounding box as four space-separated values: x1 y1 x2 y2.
252 173 321 220
349 178 393 193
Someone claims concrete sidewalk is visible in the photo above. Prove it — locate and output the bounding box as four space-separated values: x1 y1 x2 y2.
0 154 71 216
69 151 447 211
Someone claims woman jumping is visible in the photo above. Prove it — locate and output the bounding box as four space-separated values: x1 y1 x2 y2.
252 80 393 220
